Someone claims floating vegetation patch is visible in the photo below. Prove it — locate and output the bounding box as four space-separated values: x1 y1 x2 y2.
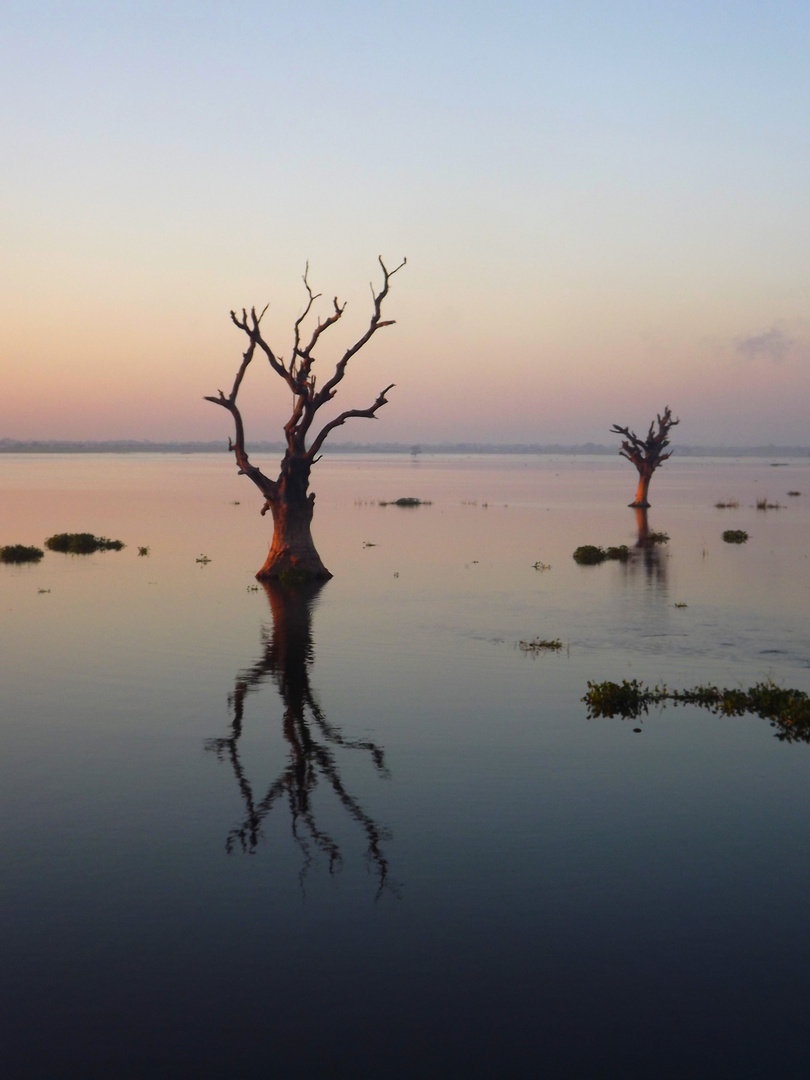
714 499 740 509
45 533 124 554
673 602 688 608
137 546 150 557
519 637 563 652
722 530 749 544
0 544 44 563
196 554 211 565
583 679 810 742
788 491 801 497
756 498 782 510
573 544 630 565
378 497 432 507
646 531 669 545
532 561 551 571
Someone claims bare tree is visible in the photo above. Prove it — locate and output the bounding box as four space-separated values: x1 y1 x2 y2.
206 257 406 580
610 407 679 507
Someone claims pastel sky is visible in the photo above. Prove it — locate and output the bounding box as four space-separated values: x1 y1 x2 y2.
2 1 809 446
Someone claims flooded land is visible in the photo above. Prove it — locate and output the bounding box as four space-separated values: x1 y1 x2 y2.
2 451 809 1077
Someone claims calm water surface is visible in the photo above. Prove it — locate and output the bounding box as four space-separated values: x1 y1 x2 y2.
2 453 810 1078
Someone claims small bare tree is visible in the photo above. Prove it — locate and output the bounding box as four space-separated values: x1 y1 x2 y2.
610 407 679 507
206 257 405 580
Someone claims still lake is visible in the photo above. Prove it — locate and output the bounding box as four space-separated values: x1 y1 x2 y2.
2 451 810 1078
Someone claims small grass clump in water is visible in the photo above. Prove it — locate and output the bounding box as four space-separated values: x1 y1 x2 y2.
573 544 630 565
137 546 150 557
1 544 44 563
646 531 669 545
756 498 782 510
519 638 563 652
788 491 801 497
714 499 739 509
45 533 124 554
378 497 432 507
722 530 749 544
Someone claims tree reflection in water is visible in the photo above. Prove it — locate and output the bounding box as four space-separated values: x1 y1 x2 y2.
206 581 393 896
622 506 668 590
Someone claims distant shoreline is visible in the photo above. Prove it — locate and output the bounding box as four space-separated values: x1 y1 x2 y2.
1 439 808 458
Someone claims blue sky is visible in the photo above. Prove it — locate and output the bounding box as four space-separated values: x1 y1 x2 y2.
2 1 809 444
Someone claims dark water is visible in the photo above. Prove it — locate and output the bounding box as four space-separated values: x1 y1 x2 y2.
2 453 809 1077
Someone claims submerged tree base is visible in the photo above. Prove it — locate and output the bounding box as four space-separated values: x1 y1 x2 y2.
256 548 332 583
268 563 332 587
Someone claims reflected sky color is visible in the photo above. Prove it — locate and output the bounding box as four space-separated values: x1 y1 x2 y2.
2 453 810 1074
2 3 810 445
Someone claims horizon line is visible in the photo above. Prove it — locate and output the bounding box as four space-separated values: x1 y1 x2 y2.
1 438 809 458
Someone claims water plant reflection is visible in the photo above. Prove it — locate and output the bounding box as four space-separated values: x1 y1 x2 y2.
206 581 393 895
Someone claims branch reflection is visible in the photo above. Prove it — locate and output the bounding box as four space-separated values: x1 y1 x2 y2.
206 581 393 896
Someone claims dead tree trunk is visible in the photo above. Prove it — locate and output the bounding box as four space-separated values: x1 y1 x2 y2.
610 407 679 508
206 257 405 580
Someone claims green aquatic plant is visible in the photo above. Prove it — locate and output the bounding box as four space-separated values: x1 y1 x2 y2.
715 499 740 508
532 561 551 571
605 545 630 561
646 531 669 545
519 638 563 652
378 497 432 507
573 545 606 565
583 679 810 742
583 678 656 718
573 544 630 565
137 546 150 557
1 544 44 563
722 530 748 544
756 498 782 510
45 533 124 554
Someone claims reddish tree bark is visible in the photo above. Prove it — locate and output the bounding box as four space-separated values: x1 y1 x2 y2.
610 407 679 507
206 257 405 579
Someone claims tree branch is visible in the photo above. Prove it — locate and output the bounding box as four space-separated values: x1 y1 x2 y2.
311 256 406 410
205 338 278 507
610 407 679 473
306 383 395 462
231 306 297 393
